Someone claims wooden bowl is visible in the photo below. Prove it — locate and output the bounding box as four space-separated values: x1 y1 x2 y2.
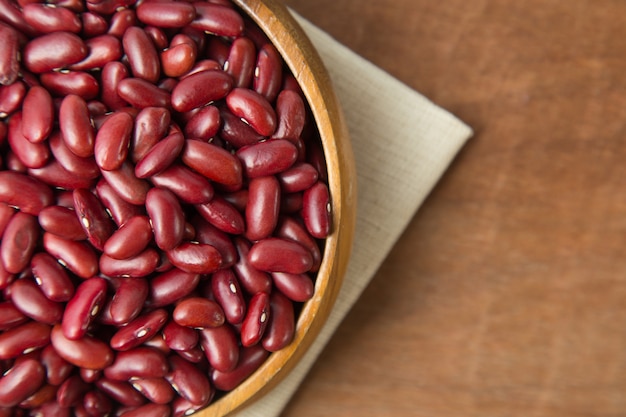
195 0 357 415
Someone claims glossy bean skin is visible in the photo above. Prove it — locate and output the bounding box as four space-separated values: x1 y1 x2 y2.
94 111 133 171
101 61 129 111
253 43 283 102
248 237 313 275
95 179 143 227
122 26 160 83
18 382 58 409
195 196 245 235
147 268 200 308
40 70 100 101
40 344 74 386
0 22 19 86
62 277 107 340
59 94 96 158
302 181 332 238
83 390 112 416
225 36 256 88
192 216 237 268
236 139 298 178
181 139 242 189
271 89 306 141
166 355 212 406
68 34 123 71
107 277 148 325
0 301 27 331
104 347 169 381
110 308 168 351
96 379 146 408
219 107 264 147
22 3 82 34
49 131 100 180
99 248 160 278
190 2 244 37
0 171 53 215
28 160 98 190
245 175 280 241
50 325 114 370
272 272 314 302
56 375 89 408
211 266 247 324
22 86 54 144
81 11 108 38
232 237 272 294
275 216 321 271
31 252 75 302
0 359 45 408
166 242 222 275
183 104 220 141
162 321 198 352
10 279 64 325
135 132 184 178
150 164 214 204
136 1 195 28
79 367 101 383
240 291 270 347
0 321 51 360
172 297 225 329
23 32 88 74
277 162 319 193
130 378 174 405
43 232 99 279
1 211 39 274
7 112 50 169
161 41 197 79
146 187 185 251
107 8 137 38
73 188 115 251
262 291 295 352
117 78 171 109
131 106 170 163
211 344 269 391
100 161 151 205
170 69 233 113
226 87 277 136
119 403 171 417
104 215 152 259
0 81 25 118
199 324 238 372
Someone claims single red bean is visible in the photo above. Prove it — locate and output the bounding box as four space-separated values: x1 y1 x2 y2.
0 22 19 86
226 87 277 136
23 31 88 74
240 291 270 347
104 347 169 381
148 268 200 308
144 25 169 50
22 86 54 143
83 390 112 417
275 215 322 271
195 195 245 235
59 94 95 158
7 112 50 169
136 1 195 28
271 89 307 141
183 104 220 141
61 277 107 341
101 61 129 111
145 187 185 251
95 179 143 227
211 269 246 324
18 382 58 409
56 375 89 408
277 162 319 194
69 34 123 72
0 81 25 118
160 41 196 78
40 344 74 386
192 217 237 268
225 36 256 88
0 359 45 407
135 132 184 178
199 323 238 372
94 111 133 171
166 355 212 406
123 26 160 83
117 77 171 109
166 242 222 274
248 237 313 274
104 215 152 260
172 297 224 329
0 301 27 330
39 70 100 100
1 211 38 274
0 171 53 215
162 321 198 352
30 401 72 417
11 278 64 325
0 0 37 37
246 175 280 241
211 344 269 391
171 396 207 417
110 309 168 351
150 164 214 204
31 252 75 302
80 369 103 384
190 2 243 37
262 291 296 352
119 403 171 417
181 139 242 187
232 237 272 294
306 137 328 182
108 277 148 325
181 58 221 79
130 378 174 405
81 11 108 38
99 247 160 278
73 188 115 251
303 181 332 238
0 321 50 360
253 43 283 102
131 106 171 162
236 139 298 178
51 324 114 370
43 232 99 279
171 69 233 113
100 161 151 205
272 272 314 302
51 130 106 180
28 160 97 190
107 8 136 38
22 3 81 34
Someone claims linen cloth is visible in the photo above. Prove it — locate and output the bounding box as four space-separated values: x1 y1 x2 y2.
234 11 473 416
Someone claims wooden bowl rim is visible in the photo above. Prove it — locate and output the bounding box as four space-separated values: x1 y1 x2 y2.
195 0 357 416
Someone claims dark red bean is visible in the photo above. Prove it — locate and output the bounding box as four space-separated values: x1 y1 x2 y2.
0 0 37 37
170 69 233 113
23 32 88 74
1 211 38 274
211 344 269 391
7 112 50 169
162 321 198 352
108 277 148 325
110 308 168 351
123 26 159 83
135 132 184 178
96 378 146 407
0 22 19 86
10 279 64 325
161 41 197 78
18 382 57 409
95 179 143 227
172 297 224 328
22 86 54 144
104 347 169 381
28 160 98 190
31 252 75 302
99 247 160 278
199 323 238 372
81 11 108 38
39 70 100 100
166 355 212 406
43 232 99 279
277 162 319 193
83 390 112 416
79 367 101 383
166 242 222 274
271 89 306 141
130 378 174 405
248 237 313 274
195 195 245 235
40 344 74 386
240 291 270 347
59 94 95 158
0 81 25 121
50 325 114 369
192 216 237 268
0 171 53 215
101 61 129 111
0 301 27 331
150 164 214 204
94 111 133 171
73 188 115 251
232 237 272 294
131 106 170 162
183 104 220 141
146 187 185 251
144 25 169 50
119 403 170 417
211 269 246 324
136 1 195 28
104 215 153 259
190 2 244 37
61 277 107 340
226 87 277 136
253 43 283 102
22 3 82 34
262 291 295 352
148 268 200 308
100 161 151 205
303 181 332 238
275 216 322 271
0 359 45 407
56 375 89 408
225 36 256 88
107 8 136 38
236 139 298 178
117 78 171 109
273 272 314 302
0 321 51 360
245 175 280 241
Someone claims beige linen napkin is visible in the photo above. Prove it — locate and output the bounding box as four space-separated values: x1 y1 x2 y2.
234 11 473 416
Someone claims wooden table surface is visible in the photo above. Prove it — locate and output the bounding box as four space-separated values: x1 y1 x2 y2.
278 1 626 416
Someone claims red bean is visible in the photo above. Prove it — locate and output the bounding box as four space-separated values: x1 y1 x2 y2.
226 87 277 136
104 215 153 259
173 297 224 329
23 32 88 74
119 403 170 417
190 2 243 37
277 162 319 194
22 3 82 34
166 355 212 406
135 132 184 178
56 375 89 408
95 379 146 408
40 344 74 386
31 252 75 302
211 344 269 391
240 291 270 347
61 277 107 340
237 139 298 178
40 70 100 100
303 181 332 238
107 276 148 325
181 139 242 188
7 112 50 169
262 291 296 352
95 179 143 227
162 321 198 352
0 22 19 86
170 69 233 113
275 215 322 271
50 325 114 370
136 1 195 28
210 268 246 324
148 268 200 308
253 43 283 102
1 211 39 274
100 161 151 205
0 359 45 408
183 104 221 141
166 242 222 274
232 237 272 294
199 324 238 372
107 8 136 38
94 111 133 171
117 78 171 109
79 367 101 383
73 188 115 251
0 81 25 119
271 89 306 141
99 248 160 278
81 11 108 38
245 175 280 241
0 321 51 360
59 94 95 158
0 301 27 331
123 26 160 83
0 171 53 215
225 36 256 88
248 237 313 274
0 0 37 37
104 347 168 381
150 164 214 204
161 42 197 78
70 34 123 71
43 232 99 279
145 187 185 251
131 106 170 162
22 86 54 144
130 378 174 405
10 279 64 325
110 308 168 351
101 61 129 111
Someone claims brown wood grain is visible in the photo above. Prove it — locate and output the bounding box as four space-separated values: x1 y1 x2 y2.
279 1 626 416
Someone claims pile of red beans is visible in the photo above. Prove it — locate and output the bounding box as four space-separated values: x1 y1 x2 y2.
0 0 332 415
